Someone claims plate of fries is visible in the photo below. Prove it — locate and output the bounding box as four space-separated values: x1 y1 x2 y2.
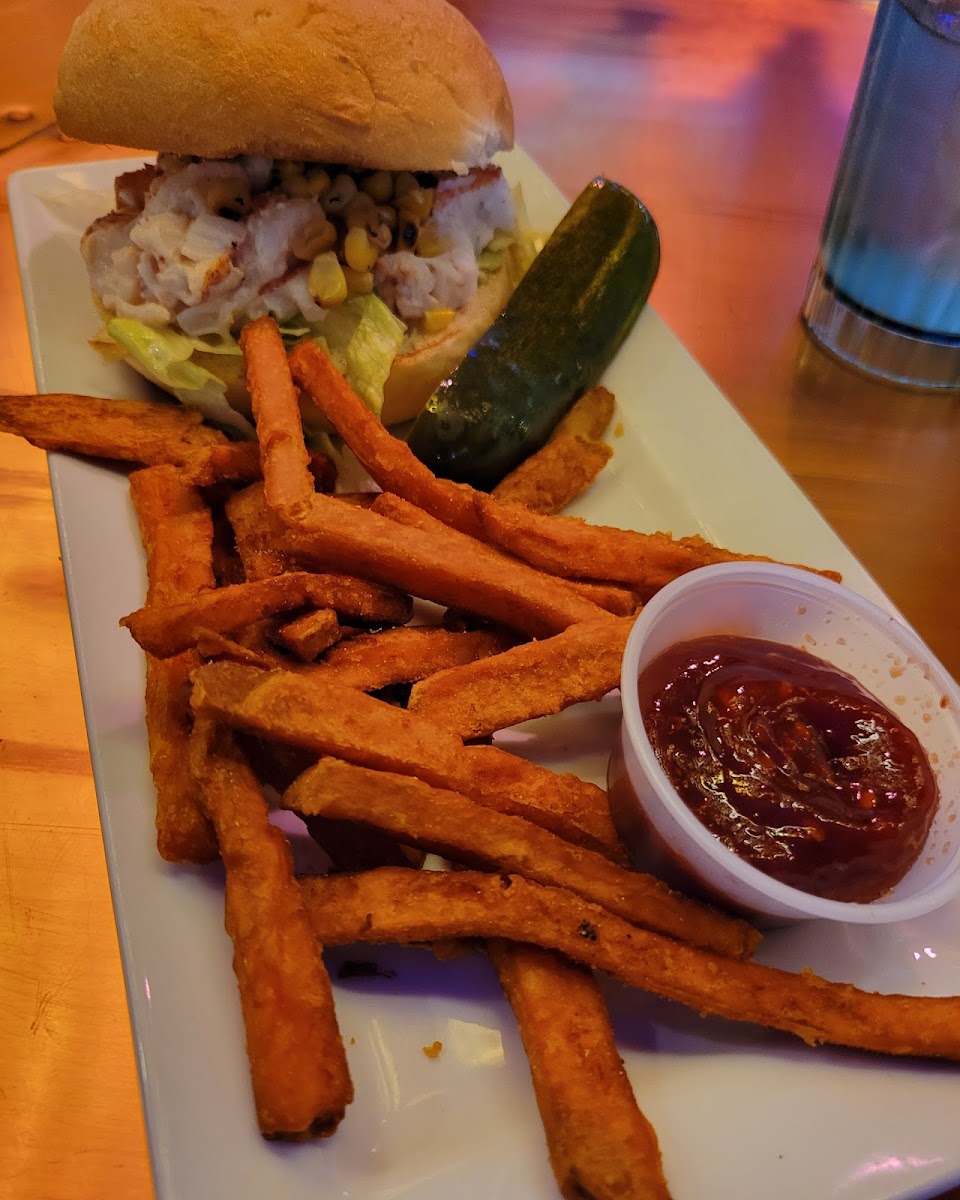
7 152 960 1200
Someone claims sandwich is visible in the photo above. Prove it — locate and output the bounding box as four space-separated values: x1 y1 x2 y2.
54 0 523 434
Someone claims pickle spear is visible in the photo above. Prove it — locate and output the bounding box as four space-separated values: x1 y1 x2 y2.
407 177 660 488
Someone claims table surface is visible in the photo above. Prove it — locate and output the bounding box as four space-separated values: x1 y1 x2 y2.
2 2 959 1198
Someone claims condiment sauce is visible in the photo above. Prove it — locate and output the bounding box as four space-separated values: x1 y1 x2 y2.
637 635 938 902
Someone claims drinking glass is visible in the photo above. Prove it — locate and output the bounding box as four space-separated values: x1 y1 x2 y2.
802 0 960 388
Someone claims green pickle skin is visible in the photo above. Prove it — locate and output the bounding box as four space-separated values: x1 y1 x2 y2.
406 177 660 489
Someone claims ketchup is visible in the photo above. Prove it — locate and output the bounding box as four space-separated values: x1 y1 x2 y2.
637 635 938 902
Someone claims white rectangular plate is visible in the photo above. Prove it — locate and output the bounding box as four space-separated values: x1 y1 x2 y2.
9 152 960 1200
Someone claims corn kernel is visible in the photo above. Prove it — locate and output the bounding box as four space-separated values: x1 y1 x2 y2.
291 215 337 261
393 171 418 201
402 186 434 223
416 220 451 258
308 251 348 308
344 193 377 229
422 307 455 334
377 204 397 229
283 173 316 199
303 167 331 198
371 222 393 251
344 226 380 272
344 267 375 295
362 170 393 204
323 173 358 214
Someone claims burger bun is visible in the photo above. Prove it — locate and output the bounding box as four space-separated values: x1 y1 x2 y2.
63 0 519 427
55 0 514 171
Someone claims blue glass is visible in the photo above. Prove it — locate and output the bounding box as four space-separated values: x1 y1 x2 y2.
802 0 960 387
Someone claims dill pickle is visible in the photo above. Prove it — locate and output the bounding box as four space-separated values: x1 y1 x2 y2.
407 177 660 487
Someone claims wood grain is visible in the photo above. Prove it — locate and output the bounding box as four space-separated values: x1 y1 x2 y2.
0 0 88 150
1 3 958 1198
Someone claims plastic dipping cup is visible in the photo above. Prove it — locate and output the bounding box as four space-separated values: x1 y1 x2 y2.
608 562 960 925
801 0 960 387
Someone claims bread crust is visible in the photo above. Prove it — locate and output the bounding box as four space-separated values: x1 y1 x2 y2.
55 0 513 170
380 260 517 424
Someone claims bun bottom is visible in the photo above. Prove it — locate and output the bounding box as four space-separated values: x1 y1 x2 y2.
104 258 518 432
380 259 517 425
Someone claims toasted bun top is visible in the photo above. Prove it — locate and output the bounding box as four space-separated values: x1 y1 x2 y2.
55 0 514 170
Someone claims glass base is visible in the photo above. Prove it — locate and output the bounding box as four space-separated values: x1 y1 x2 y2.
801 261 960 390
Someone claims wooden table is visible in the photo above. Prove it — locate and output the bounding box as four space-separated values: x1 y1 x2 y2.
2 2 959 1198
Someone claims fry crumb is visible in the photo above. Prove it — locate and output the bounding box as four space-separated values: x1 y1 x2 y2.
422 1040 443 1059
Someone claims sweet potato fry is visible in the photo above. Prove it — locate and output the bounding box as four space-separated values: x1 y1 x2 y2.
129 465 218 863
314 625 517 691
370 492 639 617
488 941 670 1200
283 758 759 957
546 577 638 616
177 441 338 491
226 485 362 583
240 316 315 517
285 347 809 597
121 571 412 656
225 481 295 580
177 440 263 486
303 815 424 874
408 616 634 739
491 434 613 515
288 339 484 538
189 662 625 860
0 391 228 465
275 608 341 661
131 465 218 607
194 628 288 669
553 385 617 441
190 720 353 1137
236 732 316 794
476 498 843 599
463 744 628 864
282 362 836 596
144 655 218 863
207 494 247 587
300 868 960 1061
283 491 610 637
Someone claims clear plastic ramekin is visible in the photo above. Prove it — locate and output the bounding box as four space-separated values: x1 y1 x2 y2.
608 562 960 925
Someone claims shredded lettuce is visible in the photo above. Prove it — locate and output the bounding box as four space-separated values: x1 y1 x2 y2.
188 331 243 356
169 375 254 438
486 231 516 253
277 317 312 339
104 293 404 432
105 317 254 436
510 182 545 275
475 191 542 279
309 294 406 419
478 247 506 273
